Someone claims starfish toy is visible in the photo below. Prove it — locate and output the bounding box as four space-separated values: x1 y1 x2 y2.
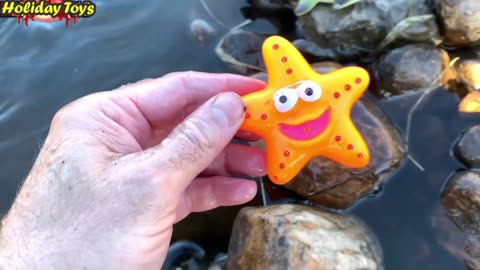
240 36 370 185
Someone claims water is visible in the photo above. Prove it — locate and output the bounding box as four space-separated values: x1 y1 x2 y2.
0 0 479 269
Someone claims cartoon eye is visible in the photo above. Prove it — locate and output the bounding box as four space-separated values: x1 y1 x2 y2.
297 81 321 102
273 88 298 112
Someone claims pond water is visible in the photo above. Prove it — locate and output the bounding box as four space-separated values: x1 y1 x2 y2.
0 0 479 269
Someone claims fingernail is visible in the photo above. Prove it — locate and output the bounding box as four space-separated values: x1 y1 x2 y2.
211 92 244 127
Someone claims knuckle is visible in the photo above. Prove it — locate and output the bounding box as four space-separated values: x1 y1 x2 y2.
176 116 216 153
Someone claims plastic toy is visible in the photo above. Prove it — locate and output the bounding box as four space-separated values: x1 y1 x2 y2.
240 35 370 185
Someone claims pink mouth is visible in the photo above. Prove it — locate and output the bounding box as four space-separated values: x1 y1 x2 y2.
278 107 331 141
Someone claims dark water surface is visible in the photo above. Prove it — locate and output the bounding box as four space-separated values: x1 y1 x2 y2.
0 0 479 269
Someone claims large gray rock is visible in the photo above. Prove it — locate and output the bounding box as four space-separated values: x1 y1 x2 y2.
434 0 480 46
226 205 384 270
441 170 480 234
296 0 436 61
368 43 454 98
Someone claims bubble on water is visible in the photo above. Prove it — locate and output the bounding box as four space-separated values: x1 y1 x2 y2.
190 19 216 42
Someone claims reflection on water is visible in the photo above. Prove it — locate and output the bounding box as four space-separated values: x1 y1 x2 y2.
1 1 479 269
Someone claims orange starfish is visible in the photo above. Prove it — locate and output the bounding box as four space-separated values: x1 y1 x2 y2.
240 35 371 185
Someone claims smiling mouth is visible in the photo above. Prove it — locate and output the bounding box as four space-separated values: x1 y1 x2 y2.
278 107 331 141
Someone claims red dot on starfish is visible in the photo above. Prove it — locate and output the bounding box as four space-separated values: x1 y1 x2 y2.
245 113 250 119
261 114 268 120
335 136 341 142
355 78 362 84
281 57 288 62
334 92 340 98
273 44 279 50
280 163 285 169
345 84 351 91
284 151 290 157
358 153 363 158
286 68 293 74
347 144 354 150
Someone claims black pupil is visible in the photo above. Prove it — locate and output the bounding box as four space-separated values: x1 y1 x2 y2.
279 95 287 103
305 87 314 96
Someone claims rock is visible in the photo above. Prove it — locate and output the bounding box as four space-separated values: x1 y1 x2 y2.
296 0 435 61
434 0 480 46
454 126 480 168
430 205 469 262
226 205 384 270
455 58 480 92
441 170 480 234
250 63 406 209
459 91 480 113
375 14 442 51
465 235 480 270
215 29 267 74
247 0 294 9
368 43 454 98
292 39 339 62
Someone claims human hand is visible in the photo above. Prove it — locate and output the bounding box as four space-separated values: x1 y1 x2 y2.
0 72 267 270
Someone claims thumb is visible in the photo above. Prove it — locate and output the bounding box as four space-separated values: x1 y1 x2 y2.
140 92 246 186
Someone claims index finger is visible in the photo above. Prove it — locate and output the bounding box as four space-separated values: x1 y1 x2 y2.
115 71 266 126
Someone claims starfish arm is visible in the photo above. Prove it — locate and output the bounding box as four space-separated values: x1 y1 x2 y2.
318 66 370 112
264 137 311 185
320 118 370 168
262 36 318 88
239 90 272 136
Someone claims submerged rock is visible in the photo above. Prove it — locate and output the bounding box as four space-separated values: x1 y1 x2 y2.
465 235 480 270
296 0 435 61
226 205 384 270
431 205 469 262
250 63 406 209
441 170 480 234
434 0 480 46
215 29 267 74
454 126 480 168
368 43 453 98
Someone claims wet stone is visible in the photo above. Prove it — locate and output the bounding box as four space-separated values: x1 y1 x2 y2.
226 204 384 270
465 235 480 270
441 170 480 234
455 58 480 92
368 43 453 98
454 126 480 168
434 0 480 46
292 39 339 62
296 0 434 61
459 91 480 113
215 29 267 74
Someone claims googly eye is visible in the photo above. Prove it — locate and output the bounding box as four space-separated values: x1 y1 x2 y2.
273 88 298 113
297 80 321 102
